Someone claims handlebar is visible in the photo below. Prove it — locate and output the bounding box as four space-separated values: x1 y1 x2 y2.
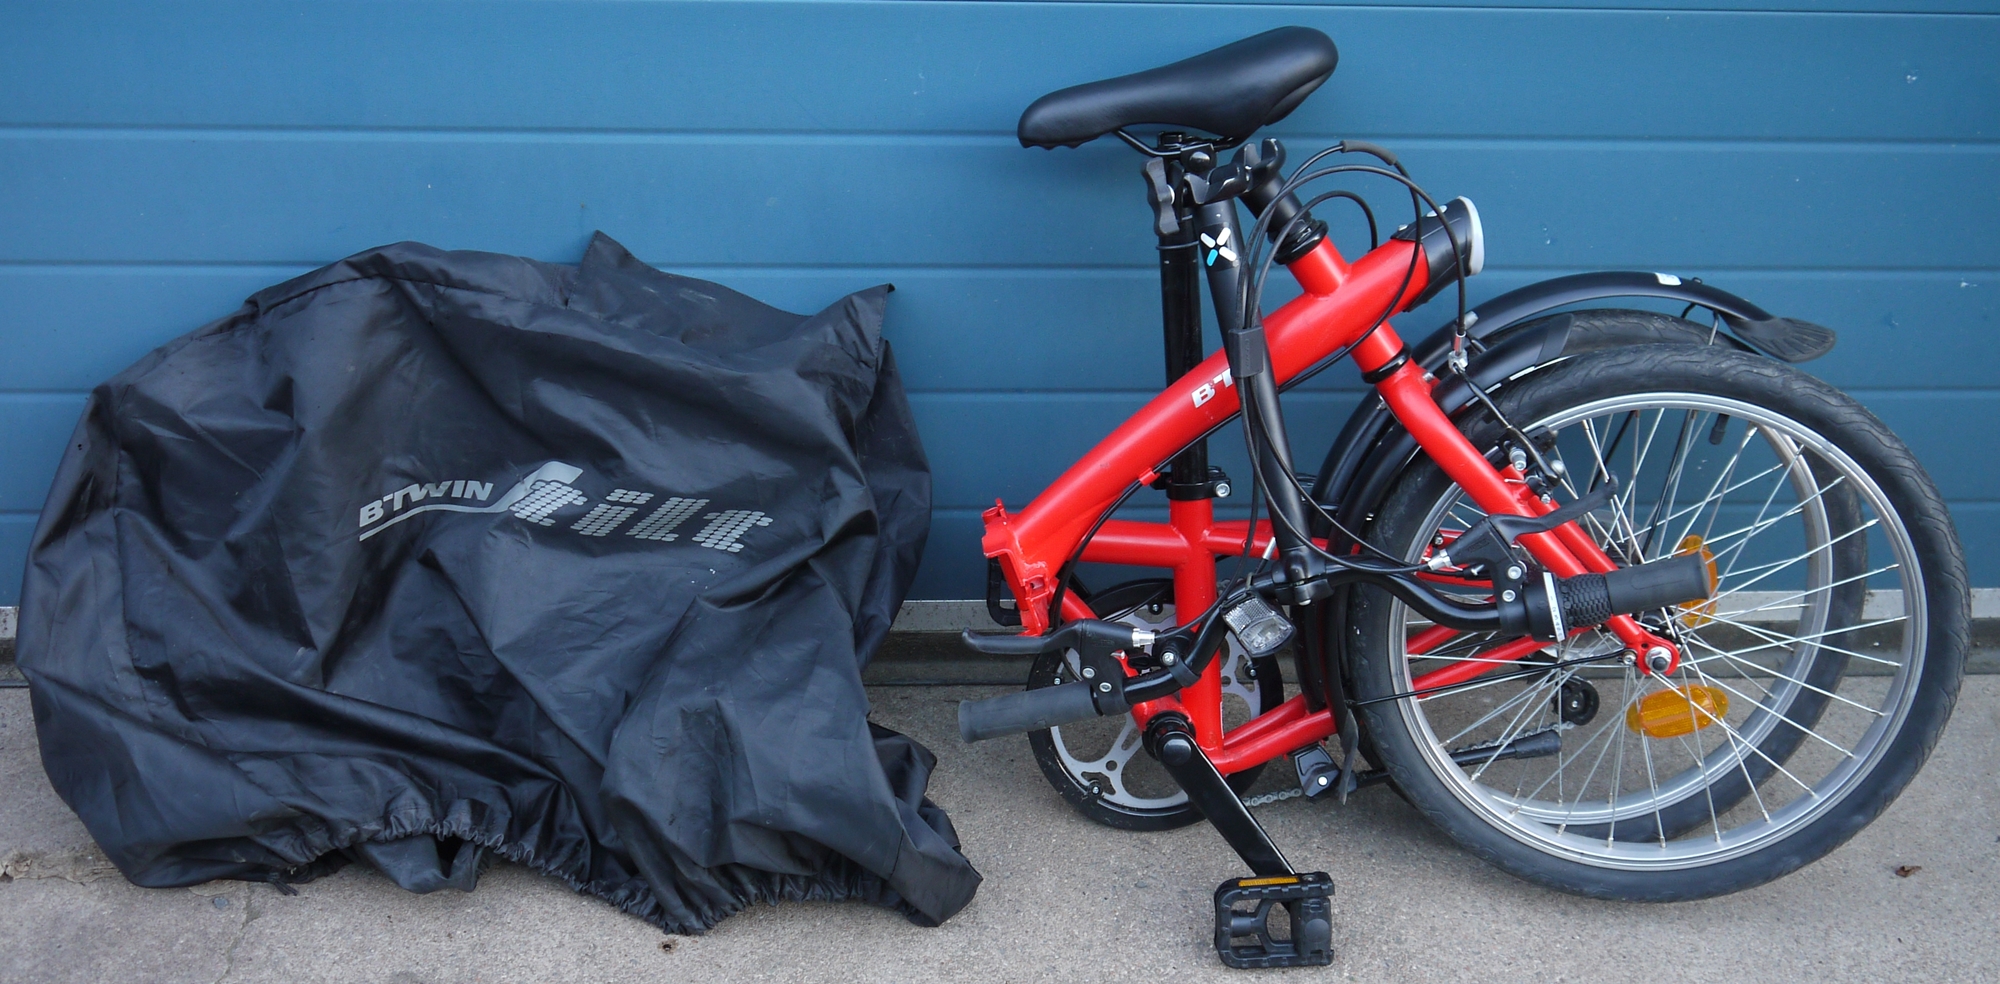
1519 553 1713 641
959 683 1103 742
959 619 1154 742
959 620 1152 657
955 553 1712 742
1605 553 1716 614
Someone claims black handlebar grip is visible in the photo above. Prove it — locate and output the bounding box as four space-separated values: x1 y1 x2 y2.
958 682 1103 742
1603 553 1713 616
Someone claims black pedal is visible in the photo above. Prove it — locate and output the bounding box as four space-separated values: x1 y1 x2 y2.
1213 871 1334 969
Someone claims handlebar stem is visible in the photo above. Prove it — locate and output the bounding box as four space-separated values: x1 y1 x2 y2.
1187 190 1325 604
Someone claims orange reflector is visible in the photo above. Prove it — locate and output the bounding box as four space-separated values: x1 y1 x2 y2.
1237 875 1302 888
1626 685 1729 739
1673 534 1720 628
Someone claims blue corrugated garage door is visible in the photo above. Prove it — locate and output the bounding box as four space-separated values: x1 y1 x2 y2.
2 1 1995 603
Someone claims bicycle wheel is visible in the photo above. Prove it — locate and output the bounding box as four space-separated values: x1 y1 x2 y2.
1029 580 1285 831
1347 344 1967 900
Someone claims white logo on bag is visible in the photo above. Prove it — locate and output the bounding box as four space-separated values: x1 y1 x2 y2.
357 461 768 553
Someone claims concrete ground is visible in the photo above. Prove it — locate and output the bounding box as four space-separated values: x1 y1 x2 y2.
2 679 1995 984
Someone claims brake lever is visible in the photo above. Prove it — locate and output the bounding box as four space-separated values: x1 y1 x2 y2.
1448 477 1619 576
960 618 1152 655
1488 476 1619 542
961 619 1157 713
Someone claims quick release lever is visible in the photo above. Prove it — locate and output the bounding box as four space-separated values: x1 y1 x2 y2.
1142 157 1181 239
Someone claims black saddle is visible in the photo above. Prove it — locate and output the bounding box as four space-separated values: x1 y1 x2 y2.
1018 28 1338 150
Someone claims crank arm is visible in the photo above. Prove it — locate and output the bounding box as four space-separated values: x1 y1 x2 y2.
1448 726 1562 769
1146 714 1292 877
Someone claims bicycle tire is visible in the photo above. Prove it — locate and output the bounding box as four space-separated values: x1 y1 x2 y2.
1347 344 1967 900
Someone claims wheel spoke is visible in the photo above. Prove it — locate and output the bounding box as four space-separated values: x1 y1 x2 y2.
1669 709 1725 844
1606 661 1637 844
1632 409 1703 559
1436 665 1563 743
1579 414 1652 562
1680 657 1836 788
1711 520 1879 593
1675 657 1768 827
1467 670 1573 783
1710 561 1900 621
1622 430 1766 564
1674 424 1764 551
1552 677 1643 835
1703 476 1852 578
1413 649 1557 666
1672 640 1867 759
1687 638 1886 718
1692 607 1908 668
1639 711 1668 846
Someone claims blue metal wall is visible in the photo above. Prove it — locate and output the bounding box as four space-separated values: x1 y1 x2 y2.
2 1 1995 603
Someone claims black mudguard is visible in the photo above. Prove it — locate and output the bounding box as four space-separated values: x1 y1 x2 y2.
1310 270 1835 537
1407 271 1835 369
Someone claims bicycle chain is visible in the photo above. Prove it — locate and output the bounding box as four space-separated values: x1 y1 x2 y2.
1240 787 1305 808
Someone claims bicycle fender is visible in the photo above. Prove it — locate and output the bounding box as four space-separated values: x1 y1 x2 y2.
1313 268 1835 534
1407 271 1834 368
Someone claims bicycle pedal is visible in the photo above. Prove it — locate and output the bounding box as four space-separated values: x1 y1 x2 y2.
1212 871 1334 969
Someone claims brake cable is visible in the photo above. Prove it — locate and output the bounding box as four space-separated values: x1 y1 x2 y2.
1230 161 1458 569
1043 478 1143 627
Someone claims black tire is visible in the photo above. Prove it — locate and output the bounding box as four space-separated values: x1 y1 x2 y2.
1028 580 1285 831
1494 308 1753 360
1347 344 1967 900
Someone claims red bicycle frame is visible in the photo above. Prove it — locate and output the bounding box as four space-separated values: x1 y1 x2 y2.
981 233 1677 772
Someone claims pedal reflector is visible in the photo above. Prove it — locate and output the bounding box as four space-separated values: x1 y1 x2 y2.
1213 871 1334 969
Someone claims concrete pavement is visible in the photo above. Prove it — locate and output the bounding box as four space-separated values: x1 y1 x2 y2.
2 680 1995 983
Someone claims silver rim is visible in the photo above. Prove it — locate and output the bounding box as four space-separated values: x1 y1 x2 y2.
1047 602 1269 811
1388 393 1925 869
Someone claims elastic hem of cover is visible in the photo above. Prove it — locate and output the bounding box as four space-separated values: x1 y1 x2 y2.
251 811 946 936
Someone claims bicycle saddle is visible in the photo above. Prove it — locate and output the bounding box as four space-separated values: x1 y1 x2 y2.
1018 27 1338 149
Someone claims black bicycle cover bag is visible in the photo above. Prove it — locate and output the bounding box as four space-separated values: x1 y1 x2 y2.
16 232 980 933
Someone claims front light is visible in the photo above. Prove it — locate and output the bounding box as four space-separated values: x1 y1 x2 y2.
1392 196 1484 306
1457 196 1485 277
1221 594 1294 657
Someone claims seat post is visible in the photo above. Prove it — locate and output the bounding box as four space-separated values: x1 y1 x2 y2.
1155 134 1214 499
